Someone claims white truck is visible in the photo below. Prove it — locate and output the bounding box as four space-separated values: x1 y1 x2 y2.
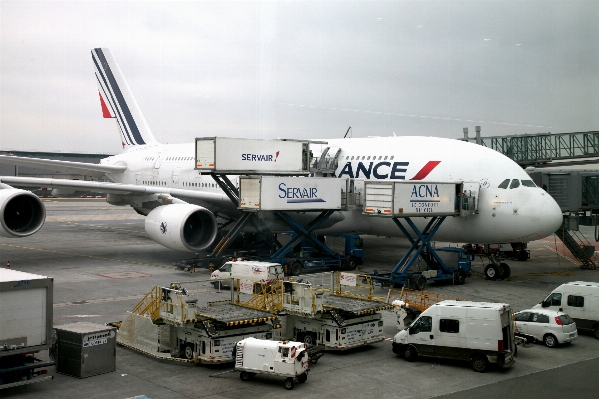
0 269 54 389
235 337 309 390
210 260 284 289
534 281 599 339
392 300 516 372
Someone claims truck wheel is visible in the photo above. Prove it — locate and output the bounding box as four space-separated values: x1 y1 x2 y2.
303 333 315 345
517 250 529 261
392 343 402 355
484 264 499 280
414 276 426 291
456 271 466 285
284 377 295 390
593 326 599 340
297 373 308 383
543 334 558 348
346 256 358 270
240 371 251 381
183 343 195 360
291 261 302 276
499 263 511 279
403 345 418 362
470 355 488 372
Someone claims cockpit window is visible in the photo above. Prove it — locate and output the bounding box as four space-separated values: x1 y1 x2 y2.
510 179 520 189
498 179 510 189
521 180 536 187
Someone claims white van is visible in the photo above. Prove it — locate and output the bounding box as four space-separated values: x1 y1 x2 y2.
392 301 516 372
210 260 284 288
534 281 599 339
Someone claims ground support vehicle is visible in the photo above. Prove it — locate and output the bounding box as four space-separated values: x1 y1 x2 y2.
0 269 54 389
210 260 284 289
235 337 309 390
114 284 279 364
362 181 476 289
392 300 516 372
535 281 599 339
238 273 392 350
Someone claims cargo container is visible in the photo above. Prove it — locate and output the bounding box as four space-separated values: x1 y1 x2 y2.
0 269 54 389
239 176 345 211
195 137 310 174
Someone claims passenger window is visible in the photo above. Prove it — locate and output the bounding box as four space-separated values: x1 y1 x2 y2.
367 156 371 160
567 295 584 307
439 319 459 333
521 180 536 187
390 156 394 160
537 314 549 323
515 312 531 322
351 156 354 160
509 179 520 189
498 179 510 189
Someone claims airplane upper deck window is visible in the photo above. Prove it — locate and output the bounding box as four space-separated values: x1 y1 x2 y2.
522 180 536 187
498 179 510 189
510 179 520 189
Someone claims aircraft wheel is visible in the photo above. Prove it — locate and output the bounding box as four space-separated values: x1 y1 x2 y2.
291 261 302 276
517 250 529 261
484 264 499 280
499 263 511 279
297 372 308 383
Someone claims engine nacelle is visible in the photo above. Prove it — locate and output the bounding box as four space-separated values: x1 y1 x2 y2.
145 204 218 252
0 189 46 238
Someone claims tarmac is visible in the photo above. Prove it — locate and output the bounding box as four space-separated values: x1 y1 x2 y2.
2 199 599 398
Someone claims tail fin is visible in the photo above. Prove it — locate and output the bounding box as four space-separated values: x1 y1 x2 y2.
92 48 158 148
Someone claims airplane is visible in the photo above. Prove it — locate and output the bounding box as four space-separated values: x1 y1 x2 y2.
0 48 563 263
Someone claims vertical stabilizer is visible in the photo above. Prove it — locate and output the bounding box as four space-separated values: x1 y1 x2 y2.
92 48 158 148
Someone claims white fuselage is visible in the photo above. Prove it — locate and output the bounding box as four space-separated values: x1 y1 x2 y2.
101 136 563 244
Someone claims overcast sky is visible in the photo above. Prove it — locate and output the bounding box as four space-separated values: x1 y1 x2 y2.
1 1 598 154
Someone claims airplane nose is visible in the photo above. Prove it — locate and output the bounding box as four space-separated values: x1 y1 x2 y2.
539 194 563 238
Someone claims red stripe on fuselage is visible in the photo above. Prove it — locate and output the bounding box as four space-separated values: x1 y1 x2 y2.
98 92 113 118
410 161 441 180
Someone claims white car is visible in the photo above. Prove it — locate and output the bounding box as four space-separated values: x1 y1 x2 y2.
514 308 578 347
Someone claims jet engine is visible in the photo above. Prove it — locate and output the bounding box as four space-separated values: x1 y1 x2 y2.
0 189 46 238
145 204 218 252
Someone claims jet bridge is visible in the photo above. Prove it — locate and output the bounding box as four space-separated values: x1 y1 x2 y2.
363 181 476 290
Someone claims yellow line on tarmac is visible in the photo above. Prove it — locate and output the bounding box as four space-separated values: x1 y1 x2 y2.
0 243 173 270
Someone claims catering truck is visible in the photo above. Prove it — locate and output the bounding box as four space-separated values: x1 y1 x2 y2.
0 269 54 389
392 300 516 372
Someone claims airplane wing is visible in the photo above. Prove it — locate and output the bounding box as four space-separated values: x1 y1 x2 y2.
0 176 234 209
0 155 126 177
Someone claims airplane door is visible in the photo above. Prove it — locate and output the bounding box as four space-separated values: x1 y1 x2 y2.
153 153 163 176
460 182 480 216
135 173 141 185
172 168 180 185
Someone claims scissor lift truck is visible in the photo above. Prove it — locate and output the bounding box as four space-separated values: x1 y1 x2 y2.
234 275 392 350
363 181 477 290
115 283 279 364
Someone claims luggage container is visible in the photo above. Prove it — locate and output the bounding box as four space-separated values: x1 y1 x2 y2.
53 322 117 378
